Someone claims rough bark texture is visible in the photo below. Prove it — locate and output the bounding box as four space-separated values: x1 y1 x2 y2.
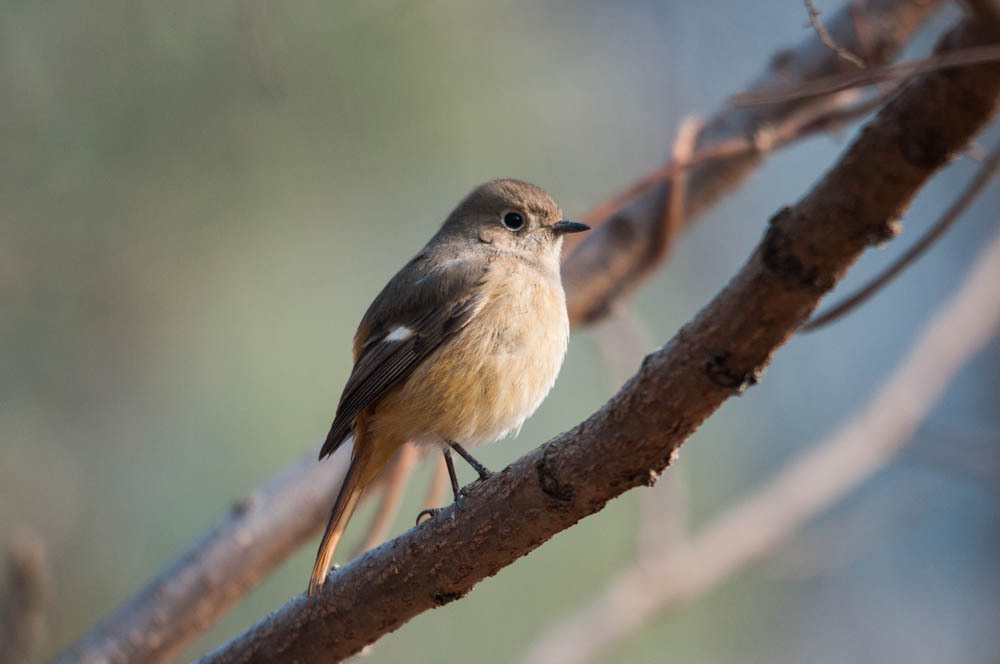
50 3 944 663
196 18 1000 664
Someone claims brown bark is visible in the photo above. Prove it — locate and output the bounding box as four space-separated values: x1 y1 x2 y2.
195 18 1000 664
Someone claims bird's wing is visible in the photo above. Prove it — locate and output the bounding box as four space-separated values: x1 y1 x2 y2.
320 255 488 459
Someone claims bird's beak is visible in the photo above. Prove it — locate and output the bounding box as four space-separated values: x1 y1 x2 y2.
551 220 590 234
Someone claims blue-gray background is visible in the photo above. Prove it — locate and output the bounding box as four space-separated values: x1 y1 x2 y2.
3 1 997 662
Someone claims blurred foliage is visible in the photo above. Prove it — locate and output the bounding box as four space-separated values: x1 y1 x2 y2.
2 1 997 662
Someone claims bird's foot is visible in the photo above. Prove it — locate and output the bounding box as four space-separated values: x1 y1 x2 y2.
416 507 443 524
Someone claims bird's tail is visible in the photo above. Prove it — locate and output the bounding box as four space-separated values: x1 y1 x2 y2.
309 448 367 596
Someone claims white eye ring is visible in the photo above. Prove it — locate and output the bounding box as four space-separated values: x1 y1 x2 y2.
501 212 525 231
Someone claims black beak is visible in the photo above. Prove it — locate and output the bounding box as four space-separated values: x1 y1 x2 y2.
552 220 590 234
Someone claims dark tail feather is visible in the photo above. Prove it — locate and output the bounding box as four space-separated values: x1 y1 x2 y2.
308 452 366 596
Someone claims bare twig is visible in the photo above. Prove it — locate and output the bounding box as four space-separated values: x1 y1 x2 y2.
730 43 1000 106
650 116 702 271
803 140 1000 330
565 90 883 257
2 528 50 664
522 203 1000 664
194 19 1000 663
631 113 699 555
51 2 947 662
805 0 868 67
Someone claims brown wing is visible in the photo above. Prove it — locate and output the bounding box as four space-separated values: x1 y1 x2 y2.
320 255 487 459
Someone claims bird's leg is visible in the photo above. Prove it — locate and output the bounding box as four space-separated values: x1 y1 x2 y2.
448 442 493 480
443 447 461 500
416 448 462 524
415 445 494 525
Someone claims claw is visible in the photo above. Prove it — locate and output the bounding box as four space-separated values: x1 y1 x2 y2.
416 508 442 525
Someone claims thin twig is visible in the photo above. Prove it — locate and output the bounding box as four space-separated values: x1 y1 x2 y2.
522 214 1000 664
565 91 878 257
805 0 867 68
648 116 702 270
730 44 1000 106
572 137 752 239
802 140 1000 331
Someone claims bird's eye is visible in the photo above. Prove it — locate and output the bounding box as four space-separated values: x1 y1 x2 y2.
501 212 524 231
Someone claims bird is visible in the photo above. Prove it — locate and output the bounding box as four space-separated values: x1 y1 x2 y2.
308 178 588 596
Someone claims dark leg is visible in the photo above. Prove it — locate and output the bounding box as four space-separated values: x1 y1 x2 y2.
416 449 462 525
443 447 461 500
448 442 493 480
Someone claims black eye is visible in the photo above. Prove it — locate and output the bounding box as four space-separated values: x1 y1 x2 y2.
502 212 524 231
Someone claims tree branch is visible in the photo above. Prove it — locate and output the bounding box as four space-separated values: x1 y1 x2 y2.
194 18 1000 664
521 200 1000 664
563 0 943 324
50 2 945 662
805 0 868 68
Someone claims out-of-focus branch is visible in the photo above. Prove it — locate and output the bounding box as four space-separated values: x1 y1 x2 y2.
729 43 1000 106
2 528 50 664
422 454 450 514
965 0 1000 31
194 19 1000 663
51 447 351 664
351 444 420 557
521 200 1000 664
50 2 945 662
563 0 943 324
591 306 689 557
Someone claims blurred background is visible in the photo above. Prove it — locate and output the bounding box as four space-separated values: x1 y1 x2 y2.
2 1 998 662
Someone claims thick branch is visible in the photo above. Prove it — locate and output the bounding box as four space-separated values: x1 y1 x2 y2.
522 216 1000 664
196 18 1000 664
50 4 943 663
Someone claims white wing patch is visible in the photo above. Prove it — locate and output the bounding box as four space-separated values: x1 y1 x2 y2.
385 326 414 342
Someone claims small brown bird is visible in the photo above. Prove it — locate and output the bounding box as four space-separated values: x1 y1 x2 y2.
308 179 588 596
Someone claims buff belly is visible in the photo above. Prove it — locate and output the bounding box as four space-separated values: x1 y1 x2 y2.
369 266 569 448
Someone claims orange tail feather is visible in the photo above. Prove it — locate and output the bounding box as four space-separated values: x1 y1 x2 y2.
309 452 366 596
